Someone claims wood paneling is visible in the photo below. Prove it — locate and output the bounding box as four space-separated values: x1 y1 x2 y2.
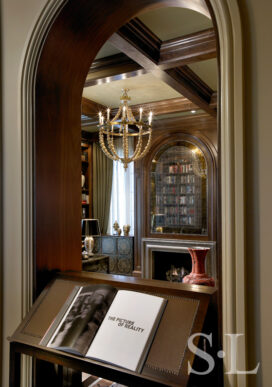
82 96 200 126
81 97 105 117
111 96 198 116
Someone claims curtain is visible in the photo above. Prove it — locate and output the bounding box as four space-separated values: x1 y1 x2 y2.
107 139 134 235
92 142 113 234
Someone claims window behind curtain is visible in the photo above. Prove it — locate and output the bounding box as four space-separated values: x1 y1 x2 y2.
107 139 134 235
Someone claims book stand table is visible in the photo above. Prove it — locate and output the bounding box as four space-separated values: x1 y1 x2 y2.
9 272 217 387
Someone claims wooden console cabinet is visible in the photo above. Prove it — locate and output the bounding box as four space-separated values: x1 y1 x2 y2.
92 236 134 276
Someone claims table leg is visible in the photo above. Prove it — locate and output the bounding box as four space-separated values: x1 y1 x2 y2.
9 342 21 387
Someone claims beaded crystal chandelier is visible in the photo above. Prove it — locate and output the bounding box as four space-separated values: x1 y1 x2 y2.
98 89 153 169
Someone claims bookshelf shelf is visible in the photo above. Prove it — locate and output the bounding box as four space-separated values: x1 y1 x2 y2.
81 141 92 219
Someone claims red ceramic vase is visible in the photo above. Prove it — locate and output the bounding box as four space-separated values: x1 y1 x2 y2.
183 247 215 287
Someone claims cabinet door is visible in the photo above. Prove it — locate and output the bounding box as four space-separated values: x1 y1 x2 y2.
117 237 133 275
101 236 118 273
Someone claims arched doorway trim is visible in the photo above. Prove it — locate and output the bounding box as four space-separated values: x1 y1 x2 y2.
19 0 246 385
209 1 246 385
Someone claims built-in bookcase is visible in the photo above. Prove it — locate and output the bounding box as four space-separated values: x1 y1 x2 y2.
81 141 92 219
150 141 208 236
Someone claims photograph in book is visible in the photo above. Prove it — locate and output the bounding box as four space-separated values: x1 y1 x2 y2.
44 284 117 356
41 284 167 372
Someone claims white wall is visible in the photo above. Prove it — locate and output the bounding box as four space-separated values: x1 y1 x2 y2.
1 0 46 385
1 0 272 386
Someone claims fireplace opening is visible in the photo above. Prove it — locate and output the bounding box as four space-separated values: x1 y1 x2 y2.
152 251 192 282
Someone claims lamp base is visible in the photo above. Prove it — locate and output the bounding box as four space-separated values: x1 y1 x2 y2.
84 236 95 256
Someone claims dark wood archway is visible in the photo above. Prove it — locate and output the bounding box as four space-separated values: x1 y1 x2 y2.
35 0 213 283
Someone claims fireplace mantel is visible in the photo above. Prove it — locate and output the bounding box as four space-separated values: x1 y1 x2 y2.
141 238 216 281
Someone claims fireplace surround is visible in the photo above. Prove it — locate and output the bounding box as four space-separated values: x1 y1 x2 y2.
141 238 216 282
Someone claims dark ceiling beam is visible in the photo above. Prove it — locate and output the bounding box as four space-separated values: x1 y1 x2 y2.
84 28 216 87
117 18 161 65
109 20 216 116
159 28 217 70
85 53 148 87
165 65 214 104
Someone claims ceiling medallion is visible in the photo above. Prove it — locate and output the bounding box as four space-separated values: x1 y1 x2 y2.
98 89 153 169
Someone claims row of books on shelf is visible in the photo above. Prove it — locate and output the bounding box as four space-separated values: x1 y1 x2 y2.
161 206 196 216
156 174 196 185
156 195 196 206
161 215 197 226
163 174 195 184
161 186 196 195
168 163 193 174
161 182 197 194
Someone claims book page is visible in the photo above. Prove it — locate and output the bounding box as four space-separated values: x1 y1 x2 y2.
86 290 166 372
47 284 117 356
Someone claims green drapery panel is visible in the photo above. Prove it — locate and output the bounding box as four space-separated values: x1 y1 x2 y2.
92 142 113 234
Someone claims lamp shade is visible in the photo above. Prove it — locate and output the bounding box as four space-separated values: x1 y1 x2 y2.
81 219 101 237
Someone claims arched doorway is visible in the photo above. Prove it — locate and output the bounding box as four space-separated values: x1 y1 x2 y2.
20 0 245 385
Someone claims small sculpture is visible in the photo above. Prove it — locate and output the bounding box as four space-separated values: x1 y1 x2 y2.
117 228 122 236
123 224 130 236
113 220 119 235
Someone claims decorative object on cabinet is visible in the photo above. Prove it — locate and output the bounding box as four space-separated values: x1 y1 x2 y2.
98 89 153 169
82 219 101 257
113 220 119 235
183 247 215 286
150 140 209 236
123 224 131 236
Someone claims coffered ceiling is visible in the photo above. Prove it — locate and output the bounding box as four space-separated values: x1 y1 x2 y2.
82 6 218 132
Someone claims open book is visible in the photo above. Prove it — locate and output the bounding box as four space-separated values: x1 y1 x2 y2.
40 284 167 373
